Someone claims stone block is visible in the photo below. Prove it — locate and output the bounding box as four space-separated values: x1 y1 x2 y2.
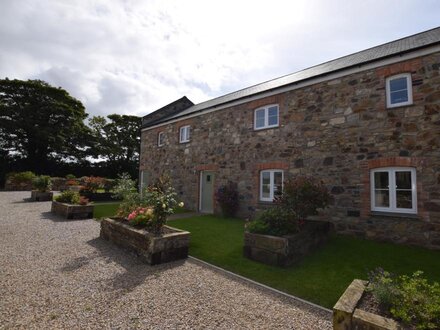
31 191 53 202
51 201 94 219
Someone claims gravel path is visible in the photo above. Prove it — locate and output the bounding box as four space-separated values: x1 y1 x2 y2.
0 191 332 329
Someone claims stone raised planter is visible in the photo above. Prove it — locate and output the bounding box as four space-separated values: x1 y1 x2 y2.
243 220 332 267
31 190 53 202
333 279 401 330
80 191 121 202
51 201 94 219
100 217 190 265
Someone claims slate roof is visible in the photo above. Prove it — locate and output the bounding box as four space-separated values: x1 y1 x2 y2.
142 27 440 128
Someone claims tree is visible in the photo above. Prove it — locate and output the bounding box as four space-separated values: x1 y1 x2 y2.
89 114 141 177
0 79 90 172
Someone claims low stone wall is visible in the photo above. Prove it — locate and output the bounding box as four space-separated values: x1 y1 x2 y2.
30 191 53 202
51 201 94 219
334 215 440 250
243 220 332 267
100 218 190 265
4 180 33 191
333 279 400 330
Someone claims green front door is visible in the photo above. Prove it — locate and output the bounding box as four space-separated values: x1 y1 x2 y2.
200 171 215 213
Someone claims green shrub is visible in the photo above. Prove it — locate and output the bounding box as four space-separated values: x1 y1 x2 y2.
32 175 52 192
368 268 440 329
65 174 76 179
82 176 106 193
247 206 297 236
8 171 36 184
55 190 81 204
215 182 239 217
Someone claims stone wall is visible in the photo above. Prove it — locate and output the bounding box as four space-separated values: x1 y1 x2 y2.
140 52 440 249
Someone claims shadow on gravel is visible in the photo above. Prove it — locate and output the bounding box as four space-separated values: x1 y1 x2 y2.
40 211 92 222
86 237 185 296
12 198 33 203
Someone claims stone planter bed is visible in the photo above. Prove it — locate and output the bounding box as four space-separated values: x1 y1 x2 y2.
51 201 94 219
333 279 401 330
31 191 53 202
100 217 190 265
243 220 332 267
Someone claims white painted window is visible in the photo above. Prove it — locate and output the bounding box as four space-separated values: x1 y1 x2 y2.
254 104 279 130
157 131 165 147
386 73 413 108
179 125 191 143
260 170 284 202
370 167 417 214
140 170 150 192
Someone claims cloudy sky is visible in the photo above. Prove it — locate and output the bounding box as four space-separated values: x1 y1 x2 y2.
0 0 439 118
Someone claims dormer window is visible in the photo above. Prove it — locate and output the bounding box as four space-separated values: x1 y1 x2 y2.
386 73 412 108
254 105 279 130
179 125 191 143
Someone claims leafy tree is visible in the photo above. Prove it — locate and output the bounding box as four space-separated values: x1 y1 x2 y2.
0 79 90 172
89 114 140 176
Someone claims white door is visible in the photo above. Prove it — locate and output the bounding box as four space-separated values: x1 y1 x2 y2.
200 171 215 213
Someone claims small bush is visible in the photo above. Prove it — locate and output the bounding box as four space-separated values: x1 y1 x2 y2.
277 176 332 224
65 174 76 179
127 207 154 226
103 178 116 192
368 268 440 329
247 206 297 236
215 182 239 217
55 190 81 204
32 175 52 192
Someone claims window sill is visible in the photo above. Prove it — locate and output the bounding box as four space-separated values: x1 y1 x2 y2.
179 141 190 144
386 102 414 110
370 211 418 219
254 126 279 131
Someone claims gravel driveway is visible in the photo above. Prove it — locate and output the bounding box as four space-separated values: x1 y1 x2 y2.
0 191 332 329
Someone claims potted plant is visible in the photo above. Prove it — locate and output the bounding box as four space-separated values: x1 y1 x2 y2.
51 190 93 219
244 176 332 267
333 268 440 330
31 175 53 201
100 174 190 265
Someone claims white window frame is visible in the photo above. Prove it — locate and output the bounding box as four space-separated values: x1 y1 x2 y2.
386 73 413 108
254 104 279 130
260 169 284 202
179 125 191 143
157 131 165 147
370 167 417 214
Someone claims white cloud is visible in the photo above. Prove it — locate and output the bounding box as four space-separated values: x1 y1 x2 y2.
0 0 439 118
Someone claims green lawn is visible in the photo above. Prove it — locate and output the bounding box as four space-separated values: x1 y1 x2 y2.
93 202 120 218
170 215 440 309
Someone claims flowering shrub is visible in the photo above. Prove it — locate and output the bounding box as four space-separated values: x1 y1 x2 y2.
78 196 90 205
367 268 440 329
82 176 106 193
32 175 52 192
215 182 239 217
115 174 183 235
127 207 154 226
66 179 80 186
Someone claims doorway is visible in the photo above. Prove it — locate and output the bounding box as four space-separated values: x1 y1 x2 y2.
200 171 215 213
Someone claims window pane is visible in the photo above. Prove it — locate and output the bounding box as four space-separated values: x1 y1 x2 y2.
268 107 278 126
186 127 190 140
374 172 389 189
180 128 185 141
396 171 412 189
375 190 389 207
390 90 408 104
256 109 265 128
262 172 270 198
389 77 407 91
274 171 283 197
396 190 412 209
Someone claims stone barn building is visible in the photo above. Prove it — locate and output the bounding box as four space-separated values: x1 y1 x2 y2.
140 27 440 249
